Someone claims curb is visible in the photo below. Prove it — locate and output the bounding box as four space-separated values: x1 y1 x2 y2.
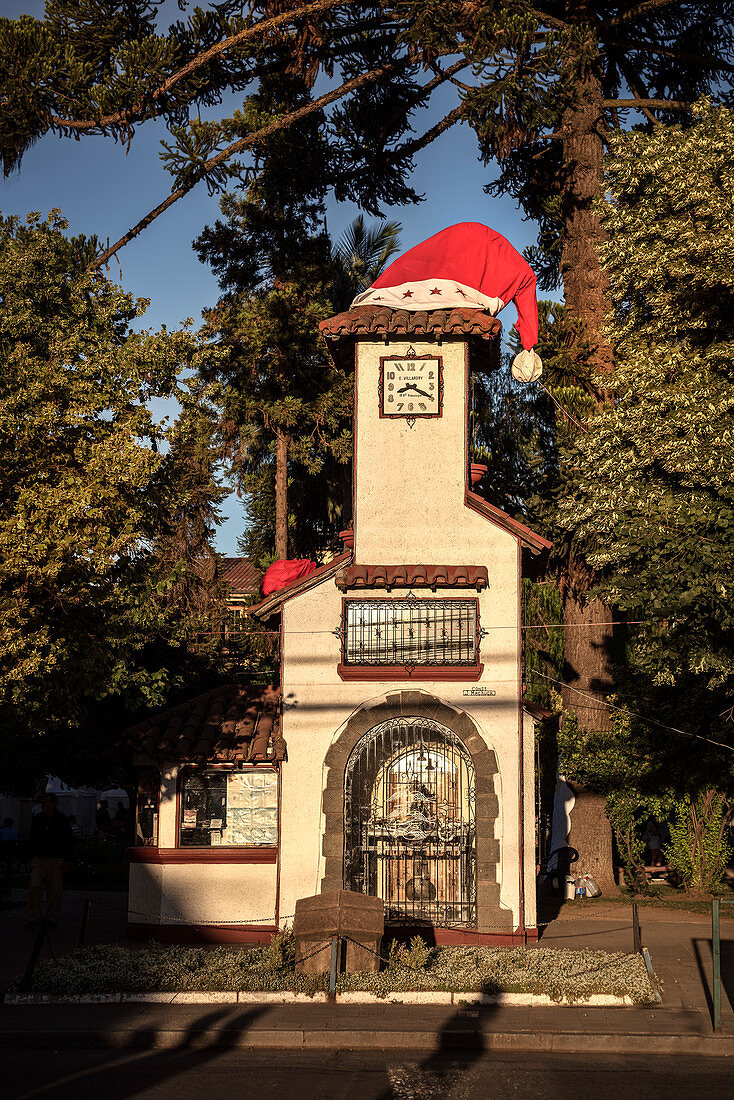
0 1024 732 1056
5 990 637 1007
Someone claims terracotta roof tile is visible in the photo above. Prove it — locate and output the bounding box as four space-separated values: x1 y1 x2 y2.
335 564 489 591
319 305 502 340
221 558 261 594
124 684 284 765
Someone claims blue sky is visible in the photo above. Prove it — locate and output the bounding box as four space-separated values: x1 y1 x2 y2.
2 1 536 554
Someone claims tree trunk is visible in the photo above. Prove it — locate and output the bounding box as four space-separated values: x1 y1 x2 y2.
561 566 615 734
559 60 618 891
275 428 289 560
559 68 613 377
567 783 618 895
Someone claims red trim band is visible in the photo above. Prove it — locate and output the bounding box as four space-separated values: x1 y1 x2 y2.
127 847 277 865
337 663 484 682
127 922 278 944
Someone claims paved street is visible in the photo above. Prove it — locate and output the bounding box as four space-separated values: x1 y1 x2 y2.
4 1048 734 1099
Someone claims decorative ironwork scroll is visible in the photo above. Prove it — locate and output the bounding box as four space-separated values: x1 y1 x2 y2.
344 717 477 928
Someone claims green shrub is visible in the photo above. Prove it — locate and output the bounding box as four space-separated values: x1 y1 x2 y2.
607 791 675 894
666 789 732 895
262 926 295 971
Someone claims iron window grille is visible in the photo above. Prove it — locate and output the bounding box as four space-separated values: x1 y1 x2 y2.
342 598 479 667
344 716 477 928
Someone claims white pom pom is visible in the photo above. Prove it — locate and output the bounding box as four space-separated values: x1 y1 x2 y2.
511 348 542 383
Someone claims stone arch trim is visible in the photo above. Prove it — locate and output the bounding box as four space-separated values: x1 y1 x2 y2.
320 690 511 933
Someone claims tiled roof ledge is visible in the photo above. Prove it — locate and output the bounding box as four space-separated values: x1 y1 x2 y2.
335 564 489 592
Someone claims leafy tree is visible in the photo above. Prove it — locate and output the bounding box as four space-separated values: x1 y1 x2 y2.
8 2 731 730
548 103 734 889
0 211 224 790
556 101 734 763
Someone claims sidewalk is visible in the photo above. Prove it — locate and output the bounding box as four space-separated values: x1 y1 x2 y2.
0 887 130 991
2 890 733 1055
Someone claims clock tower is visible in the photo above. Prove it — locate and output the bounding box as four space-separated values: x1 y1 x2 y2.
322 307 502 564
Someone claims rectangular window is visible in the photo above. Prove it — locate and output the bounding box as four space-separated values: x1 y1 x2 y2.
343 598 478 666
179 769 278 848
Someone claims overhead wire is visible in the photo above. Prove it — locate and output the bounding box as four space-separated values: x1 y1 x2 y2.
528 668 734 755
195 618 661 637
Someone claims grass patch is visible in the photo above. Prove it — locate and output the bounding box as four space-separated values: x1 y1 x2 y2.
12 937 654 1004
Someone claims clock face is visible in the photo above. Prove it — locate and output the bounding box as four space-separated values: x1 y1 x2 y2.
379 352 443 419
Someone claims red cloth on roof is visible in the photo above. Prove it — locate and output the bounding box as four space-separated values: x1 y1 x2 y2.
261 558 317 597
352 222 539 351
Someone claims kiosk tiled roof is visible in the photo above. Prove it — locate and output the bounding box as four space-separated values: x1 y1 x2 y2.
320 305 501 340
125 684 283 764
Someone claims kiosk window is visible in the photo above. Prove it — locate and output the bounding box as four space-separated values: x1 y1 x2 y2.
179 770 278 848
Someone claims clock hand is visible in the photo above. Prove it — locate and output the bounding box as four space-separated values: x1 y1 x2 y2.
412 387 432 398
397 383 420 394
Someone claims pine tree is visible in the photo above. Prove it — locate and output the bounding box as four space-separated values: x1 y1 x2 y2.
195 63 352 562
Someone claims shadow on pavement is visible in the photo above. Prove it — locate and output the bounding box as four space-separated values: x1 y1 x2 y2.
6 1005 271 1100
692 935 734 1027
378 992 498 1099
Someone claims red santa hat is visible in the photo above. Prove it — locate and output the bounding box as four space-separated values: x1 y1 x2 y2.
352 222 542 382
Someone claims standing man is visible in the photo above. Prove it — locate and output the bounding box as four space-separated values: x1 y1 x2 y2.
26 793 73 928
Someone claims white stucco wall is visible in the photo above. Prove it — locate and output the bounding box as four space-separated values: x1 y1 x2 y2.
128 763 279 927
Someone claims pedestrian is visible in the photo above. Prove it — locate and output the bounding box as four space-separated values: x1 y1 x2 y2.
1 816 19 867
644 817 664 868
95 799 111 838
67 814 84 842
26 793 73 928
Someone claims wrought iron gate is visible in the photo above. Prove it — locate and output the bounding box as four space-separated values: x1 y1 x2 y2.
344 717 477 928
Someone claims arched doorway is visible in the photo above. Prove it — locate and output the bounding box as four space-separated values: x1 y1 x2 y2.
344 716 476 928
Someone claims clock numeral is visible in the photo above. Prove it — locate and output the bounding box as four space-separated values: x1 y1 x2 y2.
387 383 394 391
387 371 395 379
397 402 404 411
387 394 394 403
419 402 426 411
429 383 434 391
428 371 434 378
408 402 414 411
